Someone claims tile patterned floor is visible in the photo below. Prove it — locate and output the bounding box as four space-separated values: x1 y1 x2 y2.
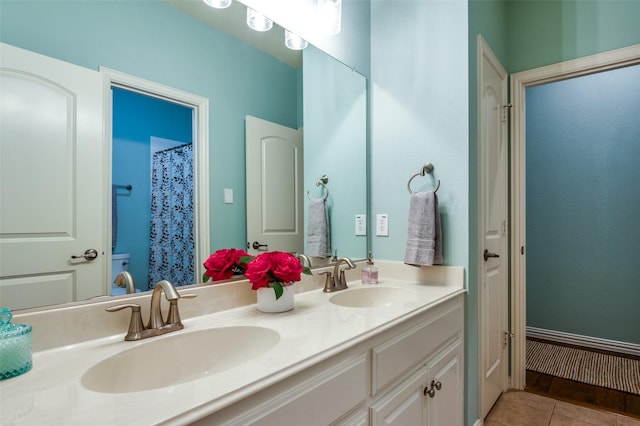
485 391 640 426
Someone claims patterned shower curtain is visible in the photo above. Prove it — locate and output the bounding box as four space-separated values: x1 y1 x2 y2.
148 144 194 289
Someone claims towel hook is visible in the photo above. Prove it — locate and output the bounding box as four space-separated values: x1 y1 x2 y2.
407 163 440 194
307 175 329 200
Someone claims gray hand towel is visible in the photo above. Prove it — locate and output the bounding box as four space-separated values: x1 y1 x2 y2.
306 198 330 258
404 191 443 266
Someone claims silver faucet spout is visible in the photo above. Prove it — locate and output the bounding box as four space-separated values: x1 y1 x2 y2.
332 257 355 291
114 271 136 294
296 253 311 269
148 280 180 329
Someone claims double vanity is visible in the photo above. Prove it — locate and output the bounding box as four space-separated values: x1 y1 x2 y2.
1 262 465 425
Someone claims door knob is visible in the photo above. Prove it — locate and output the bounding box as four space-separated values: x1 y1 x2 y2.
251 241 268 251
483 249 500 262
71 249 99 261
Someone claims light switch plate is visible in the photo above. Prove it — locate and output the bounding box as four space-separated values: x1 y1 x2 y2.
355 214 366 236
376 214 389 236
224 188 233 204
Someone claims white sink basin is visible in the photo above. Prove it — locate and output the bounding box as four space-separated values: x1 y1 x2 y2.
329 286 415 308
81 326 280 393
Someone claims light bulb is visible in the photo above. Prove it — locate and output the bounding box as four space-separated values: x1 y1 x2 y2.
247 8 273 32
285 30 308 50
317 0 342 35
202 0 231 9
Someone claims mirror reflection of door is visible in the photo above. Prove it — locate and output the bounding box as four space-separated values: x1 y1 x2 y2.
0 43 105 309
245 115 304 256
111 87 194 291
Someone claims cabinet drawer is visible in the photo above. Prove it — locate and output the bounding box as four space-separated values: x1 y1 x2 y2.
371 301 462 395
219 353 367 426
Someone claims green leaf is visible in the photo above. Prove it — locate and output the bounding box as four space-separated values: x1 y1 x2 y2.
202 272 209 282
273 282 284 300
303 266 313 276
239 255 254 265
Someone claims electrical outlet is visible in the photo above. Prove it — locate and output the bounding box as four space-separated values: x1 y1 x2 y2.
376 214 389 236
355 214 366 236
224 188 233 204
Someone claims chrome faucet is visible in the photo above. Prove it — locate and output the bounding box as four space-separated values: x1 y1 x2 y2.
322 257 355 292
296 253 311 269
114 271 136 294
106 280 196 341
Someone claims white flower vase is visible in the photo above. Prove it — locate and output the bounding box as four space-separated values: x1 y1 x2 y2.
256 284 294 313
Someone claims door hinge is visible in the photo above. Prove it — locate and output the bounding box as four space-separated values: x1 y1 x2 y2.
501 103 513 122
504 331 514 348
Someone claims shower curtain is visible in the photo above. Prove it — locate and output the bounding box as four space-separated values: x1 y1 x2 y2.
148 144 194 289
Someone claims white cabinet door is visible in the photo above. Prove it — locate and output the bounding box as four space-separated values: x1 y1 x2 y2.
370 365 428 426
426 341 463 426
372 340 463 426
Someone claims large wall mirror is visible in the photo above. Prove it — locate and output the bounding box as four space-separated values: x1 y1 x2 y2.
0 0 367 311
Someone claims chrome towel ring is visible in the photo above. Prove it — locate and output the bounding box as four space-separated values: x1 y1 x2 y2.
307 175 329 200
407 163 440 194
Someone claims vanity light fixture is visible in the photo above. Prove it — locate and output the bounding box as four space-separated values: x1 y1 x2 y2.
317 0 342 35
202 0 231 9
247 7 273 32
285 30 308 50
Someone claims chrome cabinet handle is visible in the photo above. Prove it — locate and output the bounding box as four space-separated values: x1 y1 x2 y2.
251 241 268 251
483 249 499 262
71 249 98 261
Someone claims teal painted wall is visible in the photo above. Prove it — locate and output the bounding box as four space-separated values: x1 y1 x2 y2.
0 0 298 258
526 65 640 344
370 0 468 267
303 46 368 260
112 88 192 290
467 1 508 424
507 0 640 73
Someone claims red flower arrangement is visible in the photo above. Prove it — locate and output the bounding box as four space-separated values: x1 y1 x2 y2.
202 248 252 282
245 251 311 300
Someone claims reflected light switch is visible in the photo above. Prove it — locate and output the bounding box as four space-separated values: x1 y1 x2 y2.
224 188 233 204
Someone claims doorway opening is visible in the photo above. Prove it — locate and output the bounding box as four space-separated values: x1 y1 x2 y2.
102 67 210 294
111 87 193 291
510 45 640 392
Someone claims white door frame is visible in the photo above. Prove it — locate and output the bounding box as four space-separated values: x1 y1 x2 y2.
509 44 640 390
101 67 210 287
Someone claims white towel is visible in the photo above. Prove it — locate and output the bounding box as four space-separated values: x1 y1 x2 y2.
306 198 330 258
404 191 443 266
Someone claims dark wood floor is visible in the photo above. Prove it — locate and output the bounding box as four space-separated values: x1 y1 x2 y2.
526 369 640 419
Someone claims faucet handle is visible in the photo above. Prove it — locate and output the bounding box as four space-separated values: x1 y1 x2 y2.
320 271 334 293
106 303 145 341
166 293 197 326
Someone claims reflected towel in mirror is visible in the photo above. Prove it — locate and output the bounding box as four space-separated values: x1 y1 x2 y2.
306 198 331 258
404 191 443 266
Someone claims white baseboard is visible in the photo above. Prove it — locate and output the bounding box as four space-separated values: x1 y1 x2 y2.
526 326 640 357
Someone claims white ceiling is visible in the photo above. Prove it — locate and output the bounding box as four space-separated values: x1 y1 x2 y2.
163 0 302 68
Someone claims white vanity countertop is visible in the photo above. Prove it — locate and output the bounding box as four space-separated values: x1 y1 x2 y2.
1 270 465 425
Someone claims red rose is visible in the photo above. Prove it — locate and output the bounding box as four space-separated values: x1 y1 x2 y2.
245 251 303 290
270 252 303 284
245 252 274 290
203 248 251 281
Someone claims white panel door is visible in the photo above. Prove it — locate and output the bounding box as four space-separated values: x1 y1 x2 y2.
478 36 509 419
245 115 303 255
0 43 104 309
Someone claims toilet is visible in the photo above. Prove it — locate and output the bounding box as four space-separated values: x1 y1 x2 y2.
111 253 131 296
